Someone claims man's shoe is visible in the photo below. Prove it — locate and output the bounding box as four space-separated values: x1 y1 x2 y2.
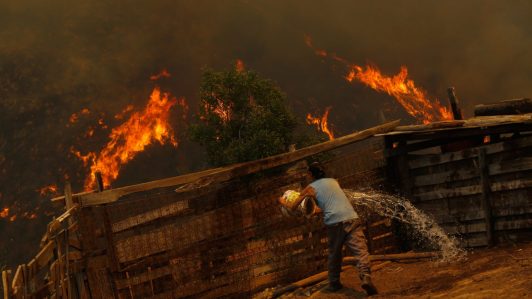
361 275 378 296
324 281 343 292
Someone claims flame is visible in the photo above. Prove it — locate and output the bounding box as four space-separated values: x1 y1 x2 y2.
38 184 58 197
305 35 452 124
306 107 335 140
68 108 90 125
203 97 232 124
150 69 171 81
74 87 185 190
0 207 8 218
235 59 245 73
69 113 79 124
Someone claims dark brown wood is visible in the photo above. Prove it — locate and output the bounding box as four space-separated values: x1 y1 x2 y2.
447 87 463 120
367 251 439 261
474 98 532 116
95 172 104 192
479 148 494 246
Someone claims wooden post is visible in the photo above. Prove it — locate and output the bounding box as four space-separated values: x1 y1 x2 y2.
447 87 463 120
479 148 494 246
95 172 104 192
2 270 12 299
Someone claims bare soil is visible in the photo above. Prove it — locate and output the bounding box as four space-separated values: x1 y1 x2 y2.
281 242 532 299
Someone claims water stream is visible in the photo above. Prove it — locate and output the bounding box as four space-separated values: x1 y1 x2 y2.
344 189 465 262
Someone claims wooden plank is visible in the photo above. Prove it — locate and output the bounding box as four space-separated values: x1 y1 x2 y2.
76 120 400 206
494 217 532 231
441 220 487 234
479 148 494 246
413 168 480 187
383 121 531 142
408 134 532 169
11 266 21 294
459 233 489 247
111 200 190 233
489 157 532 175
491 178 532 192
2 270 12 299
474 99 532 116
414 184 482 201
34 241 55 270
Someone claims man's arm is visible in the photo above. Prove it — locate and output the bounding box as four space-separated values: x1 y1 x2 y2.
279 185 316 211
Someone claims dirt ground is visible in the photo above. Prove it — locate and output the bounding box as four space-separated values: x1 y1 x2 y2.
278 242 532 299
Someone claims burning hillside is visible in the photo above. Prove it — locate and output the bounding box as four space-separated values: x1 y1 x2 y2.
304 35 453 124
72 87 188 190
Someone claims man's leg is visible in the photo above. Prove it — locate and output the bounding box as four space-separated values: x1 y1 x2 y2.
326 223 345 289
344 220 378 295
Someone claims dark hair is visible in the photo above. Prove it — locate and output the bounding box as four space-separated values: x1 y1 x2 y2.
308 162 326 180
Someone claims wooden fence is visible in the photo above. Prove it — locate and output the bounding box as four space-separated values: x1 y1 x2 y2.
2 122 401 298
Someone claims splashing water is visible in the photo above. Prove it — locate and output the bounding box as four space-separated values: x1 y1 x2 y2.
344 189 465 262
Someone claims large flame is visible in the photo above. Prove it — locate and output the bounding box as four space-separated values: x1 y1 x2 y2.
307 107 335 140
305 35 452 124
74 87 186 190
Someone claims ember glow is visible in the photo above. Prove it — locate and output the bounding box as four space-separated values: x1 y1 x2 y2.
38 184 59 197
307 107 335 140
235 59 245 73
150 69 171 81
203 97 233 124
74 87 186 190
305 35 452 124
0 207 9 218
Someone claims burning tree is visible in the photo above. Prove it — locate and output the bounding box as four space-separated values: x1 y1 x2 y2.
190 67 297 166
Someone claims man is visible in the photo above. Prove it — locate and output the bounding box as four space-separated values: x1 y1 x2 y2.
279 162 378 295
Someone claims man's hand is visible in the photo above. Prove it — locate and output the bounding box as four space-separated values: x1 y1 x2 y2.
278 196 288 207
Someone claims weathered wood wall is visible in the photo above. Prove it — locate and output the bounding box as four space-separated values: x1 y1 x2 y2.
387 130 532 248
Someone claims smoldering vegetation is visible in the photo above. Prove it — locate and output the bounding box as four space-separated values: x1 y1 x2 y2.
0 0 531 266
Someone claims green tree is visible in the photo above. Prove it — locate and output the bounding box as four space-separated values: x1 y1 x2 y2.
190 67 297 166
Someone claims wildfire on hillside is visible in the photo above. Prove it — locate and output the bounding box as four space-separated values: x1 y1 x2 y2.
307 107 335 140
305 35 452 124
73 86 187 190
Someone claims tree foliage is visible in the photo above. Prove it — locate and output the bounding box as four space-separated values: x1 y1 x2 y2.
190 67 297 166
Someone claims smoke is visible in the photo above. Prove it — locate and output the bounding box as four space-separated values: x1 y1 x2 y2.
0 0 531 266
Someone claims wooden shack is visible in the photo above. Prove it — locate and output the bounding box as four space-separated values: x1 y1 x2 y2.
382 113 532 247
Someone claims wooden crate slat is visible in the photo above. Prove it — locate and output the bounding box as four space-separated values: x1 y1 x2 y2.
408 134 532 169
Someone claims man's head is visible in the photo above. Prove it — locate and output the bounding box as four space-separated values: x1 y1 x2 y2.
308 162 326 180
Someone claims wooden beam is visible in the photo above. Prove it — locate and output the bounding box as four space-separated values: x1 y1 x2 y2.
479 148 494 246
474 98 532 116
447 87 463 120
77 120 400 206
111 200 190 233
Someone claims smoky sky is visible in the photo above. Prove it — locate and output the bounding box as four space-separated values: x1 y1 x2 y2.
0 0 531 265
